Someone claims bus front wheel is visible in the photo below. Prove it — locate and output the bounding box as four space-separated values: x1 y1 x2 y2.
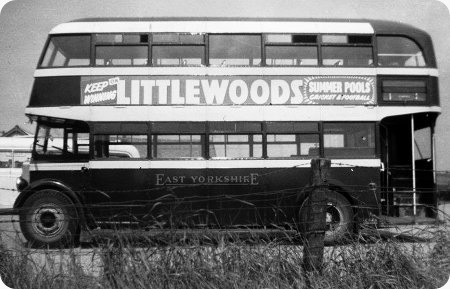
19 189 79 248
299 191 353 245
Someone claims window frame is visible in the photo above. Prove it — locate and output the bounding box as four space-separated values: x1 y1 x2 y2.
376 34 427 67
208 133 263 159
93 33 150 67
208 33 263 67
151 134 205 160
150 33 206 67
322 122 377 159
38 34 92 68
32 121 90 161
264 34 319 67
151 45 206 67
266 133 320 159
319 34 374 67
93 133 148 159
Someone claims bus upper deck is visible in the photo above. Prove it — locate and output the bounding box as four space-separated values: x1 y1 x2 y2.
27 18 439 124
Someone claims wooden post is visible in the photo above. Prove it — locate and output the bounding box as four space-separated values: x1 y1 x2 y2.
302 158 330 274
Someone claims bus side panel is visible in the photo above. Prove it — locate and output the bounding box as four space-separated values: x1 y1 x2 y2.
87 168 210 227
328 166 381 217
27 166 380 228
85 167 311 227
202 167 308 228
28 170 87 197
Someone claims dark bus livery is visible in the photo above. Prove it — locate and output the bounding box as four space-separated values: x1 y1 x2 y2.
6 18 440 247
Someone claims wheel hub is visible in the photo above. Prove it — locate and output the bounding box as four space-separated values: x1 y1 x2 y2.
32 205 65 236
326 204 341 232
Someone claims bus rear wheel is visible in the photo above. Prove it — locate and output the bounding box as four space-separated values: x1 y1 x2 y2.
19 189 79 248
299 191 353 245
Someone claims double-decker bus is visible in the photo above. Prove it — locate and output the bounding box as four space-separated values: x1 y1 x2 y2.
6 18 440 247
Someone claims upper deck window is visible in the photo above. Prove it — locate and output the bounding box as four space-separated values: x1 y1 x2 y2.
377 36 426 67
265 34 318 66
152 34 204 44
96 34 149 43
152 47 205 66
40 35 90 67
96 46 148 66
321 35 373 67
152 33 205 66
95 33 148 66
209 35 261 66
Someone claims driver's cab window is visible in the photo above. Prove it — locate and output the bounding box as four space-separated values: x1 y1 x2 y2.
34 123 89 160
35 125 66 156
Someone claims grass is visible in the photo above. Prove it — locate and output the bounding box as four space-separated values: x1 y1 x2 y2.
0 224 449 289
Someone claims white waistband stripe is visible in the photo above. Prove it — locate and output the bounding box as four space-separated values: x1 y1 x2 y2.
34 67 438 77
29 159 381 171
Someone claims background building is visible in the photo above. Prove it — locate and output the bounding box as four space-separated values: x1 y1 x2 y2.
1 125 32 137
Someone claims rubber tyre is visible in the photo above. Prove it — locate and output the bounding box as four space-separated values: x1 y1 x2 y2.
299 191 353 245
19 189 79 248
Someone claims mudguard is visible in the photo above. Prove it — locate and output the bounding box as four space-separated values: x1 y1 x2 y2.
14 179 87 225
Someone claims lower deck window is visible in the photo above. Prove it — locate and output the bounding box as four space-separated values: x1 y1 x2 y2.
33 121 378 161
152 135 203 159
267 134 319 158
323 123 375 158
209 134 262 159
94 134 147 159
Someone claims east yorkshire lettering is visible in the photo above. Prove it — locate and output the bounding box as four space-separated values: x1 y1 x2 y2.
81 76 376 105
155 173 260 186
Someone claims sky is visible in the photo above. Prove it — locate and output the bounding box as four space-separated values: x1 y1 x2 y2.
0 0 449 173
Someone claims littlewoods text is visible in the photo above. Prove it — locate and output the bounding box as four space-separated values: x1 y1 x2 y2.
81 76 376 106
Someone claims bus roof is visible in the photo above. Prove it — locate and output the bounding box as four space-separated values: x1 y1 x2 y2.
47 17 429 36
51 18 374 34
50 17 428 35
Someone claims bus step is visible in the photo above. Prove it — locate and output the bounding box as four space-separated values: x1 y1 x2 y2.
393 204 426 217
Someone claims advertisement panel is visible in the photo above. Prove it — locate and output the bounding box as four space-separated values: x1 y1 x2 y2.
81 75 376 106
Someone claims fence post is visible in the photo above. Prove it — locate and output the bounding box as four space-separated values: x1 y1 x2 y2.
302 158 330 274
